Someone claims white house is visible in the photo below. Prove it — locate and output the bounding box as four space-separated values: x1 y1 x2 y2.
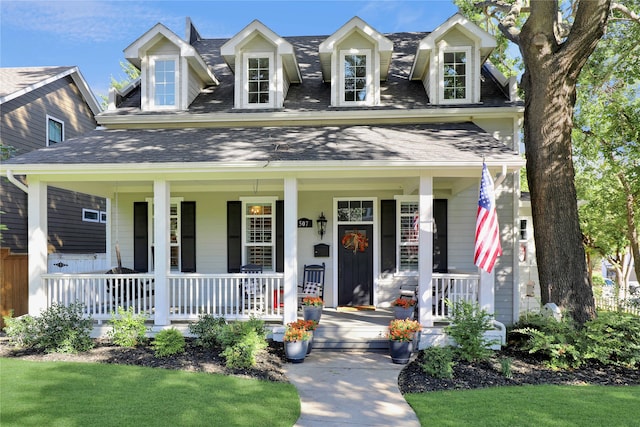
1 14 525 348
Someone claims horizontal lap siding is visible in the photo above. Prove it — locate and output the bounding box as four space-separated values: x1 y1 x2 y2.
1 76 103 253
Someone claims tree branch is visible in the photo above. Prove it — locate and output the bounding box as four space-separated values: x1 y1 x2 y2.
611 2 640 22
475 0 525 44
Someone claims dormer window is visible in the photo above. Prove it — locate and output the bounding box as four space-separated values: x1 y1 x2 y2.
221 20 302 110
441 48 471 102
319 17 393 108
152 57 177 107
409 14 496 106
245 53 274 107
342 51 370 103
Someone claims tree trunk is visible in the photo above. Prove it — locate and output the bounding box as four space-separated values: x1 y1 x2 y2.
618 173 640 287
518 0 611 325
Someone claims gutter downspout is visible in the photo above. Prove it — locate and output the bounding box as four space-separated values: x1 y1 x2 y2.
7 170 28 193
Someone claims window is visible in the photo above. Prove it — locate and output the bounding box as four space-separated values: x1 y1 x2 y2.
46 115 64 146
242 198 276 270
336 200 374 223
440 48 471 103
247 57 270 104
153 58 176 107
100 211 107 223
147 197 183 271
82 208 100 223
243 53 274 108
344 54 367 102
339 50 371 105
398 199 419 272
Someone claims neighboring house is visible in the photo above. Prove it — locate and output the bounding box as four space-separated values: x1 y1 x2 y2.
1 15 525 347
0 67 106 266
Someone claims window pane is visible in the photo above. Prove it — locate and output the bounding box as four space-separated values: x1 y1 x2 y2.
248 57 269 104
343 54 367 102
155 60 176 106
443 51 466 100
48 119 63 145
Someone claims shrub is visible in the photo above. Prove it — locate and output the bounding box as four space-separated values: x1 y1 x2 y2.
581 311 640 368
33 302 94 353
221 329 267 368
218 318 268 369
444 300 497 362
152 328 185 357
420 346 456 379
188 314 227 349
107 306 148 347
510 315 581 369
500 357 513 379
3 311 39 348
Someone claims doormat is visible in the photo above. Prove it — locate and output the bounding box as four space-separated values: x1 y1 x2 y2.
337 305 376 312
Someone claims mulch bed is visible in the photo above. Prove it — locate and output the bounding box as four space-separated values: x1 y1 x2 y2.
2 337 639 394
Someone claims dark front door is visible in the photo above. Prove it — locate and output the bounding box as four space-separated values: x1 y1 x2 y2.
338 224 373 306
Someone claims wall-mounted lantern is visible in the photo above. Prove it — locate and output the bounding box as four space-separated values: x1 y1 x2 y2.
317 212 327 239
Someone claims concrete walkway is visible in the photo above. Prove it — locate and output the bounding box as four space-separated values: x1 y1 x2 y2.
284 350 421 427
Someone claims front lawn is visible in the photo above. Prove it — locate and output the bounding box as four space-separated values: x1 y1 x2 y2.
0 358 299 427
406 384 640 426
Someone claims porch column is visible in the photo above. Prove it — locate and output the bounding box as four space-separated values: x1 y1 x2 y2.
418 173 434 327
478 269 495 314
153 180 170 326
27 179 48 315
283 177 298 324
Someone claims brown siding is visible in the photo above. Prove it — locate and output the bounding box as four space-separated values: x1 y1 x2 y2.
0 74 104 253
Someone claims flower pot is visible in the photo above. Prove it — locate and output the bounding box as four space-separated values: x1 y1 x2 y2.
302 305 322 323
389 340 414 364
306 331 314 355
393 306 414 320
284 340 309 363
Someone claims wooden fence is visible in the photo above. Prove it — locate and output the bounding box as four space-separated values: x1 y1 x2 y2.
0 248 28 328
595 296 640 316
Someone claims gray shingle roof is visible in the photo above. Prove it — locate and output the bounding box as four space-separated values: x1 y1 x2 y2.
5 122 520 166
0 66 76 100
107 32 514 115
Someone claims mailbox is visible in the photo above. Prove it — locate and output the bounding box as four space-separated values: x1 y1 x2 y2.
314 243 329 257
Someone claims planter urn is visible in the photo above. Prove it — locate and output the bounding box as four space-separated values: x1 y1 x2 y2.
284 340 309 363
302 305 322 323
393 306 414 320
389 340 414 364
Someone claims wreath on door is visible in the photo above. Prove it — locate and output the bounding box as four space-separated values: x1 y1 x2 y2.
342 230 369 253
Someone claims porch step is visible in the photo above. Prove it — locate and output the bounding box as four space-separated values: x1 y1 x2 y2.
312 324 390 350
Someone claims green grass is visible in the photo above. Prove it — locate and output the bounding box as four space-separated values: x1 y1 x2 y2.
0 358 299 427
406 384 640 426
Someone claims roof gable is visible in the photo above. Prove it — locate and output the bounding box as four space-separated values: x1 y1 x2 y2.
220 19 301 83
124 23 217 85
409 12 496 81
0 66 101 115
318 16 393 81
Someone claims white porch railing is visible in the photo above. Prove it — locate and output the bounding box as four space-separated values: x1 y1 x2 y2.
431 273 480 321
168 273 285 321
43 272 285 322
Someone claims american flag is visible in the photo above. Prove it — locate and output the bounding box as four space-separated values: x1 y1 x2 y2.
474 163 502 273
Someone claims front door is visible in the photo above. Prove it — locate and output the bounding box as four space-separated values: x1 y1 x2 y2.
338 224 373 306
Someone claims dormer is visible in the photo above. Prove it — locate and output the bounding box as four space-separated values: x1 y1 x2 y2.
319 17 393 107
221 20 302 109
124 23 218 111
409 13 496 105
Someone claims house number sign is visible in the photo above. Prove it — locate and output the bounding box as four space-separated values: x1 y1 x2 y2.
297 218 313 228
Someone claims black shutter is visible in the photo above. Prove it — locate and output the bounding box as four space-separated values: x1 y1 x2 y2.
276 200 284 272
133 202 148 272
227 201 242 273
380 199 396 274
181 202 196 272
433 199 448 272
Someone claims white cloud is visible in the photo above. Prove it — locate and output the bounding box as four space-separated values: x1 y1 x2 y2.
1 1 176 43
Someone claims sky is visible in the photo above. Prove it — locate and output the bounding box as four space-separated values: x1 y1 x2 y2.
0 0 459 100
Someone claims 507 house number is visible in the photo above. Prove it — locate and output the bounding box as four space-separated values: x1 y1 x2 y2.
298 218 313 228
